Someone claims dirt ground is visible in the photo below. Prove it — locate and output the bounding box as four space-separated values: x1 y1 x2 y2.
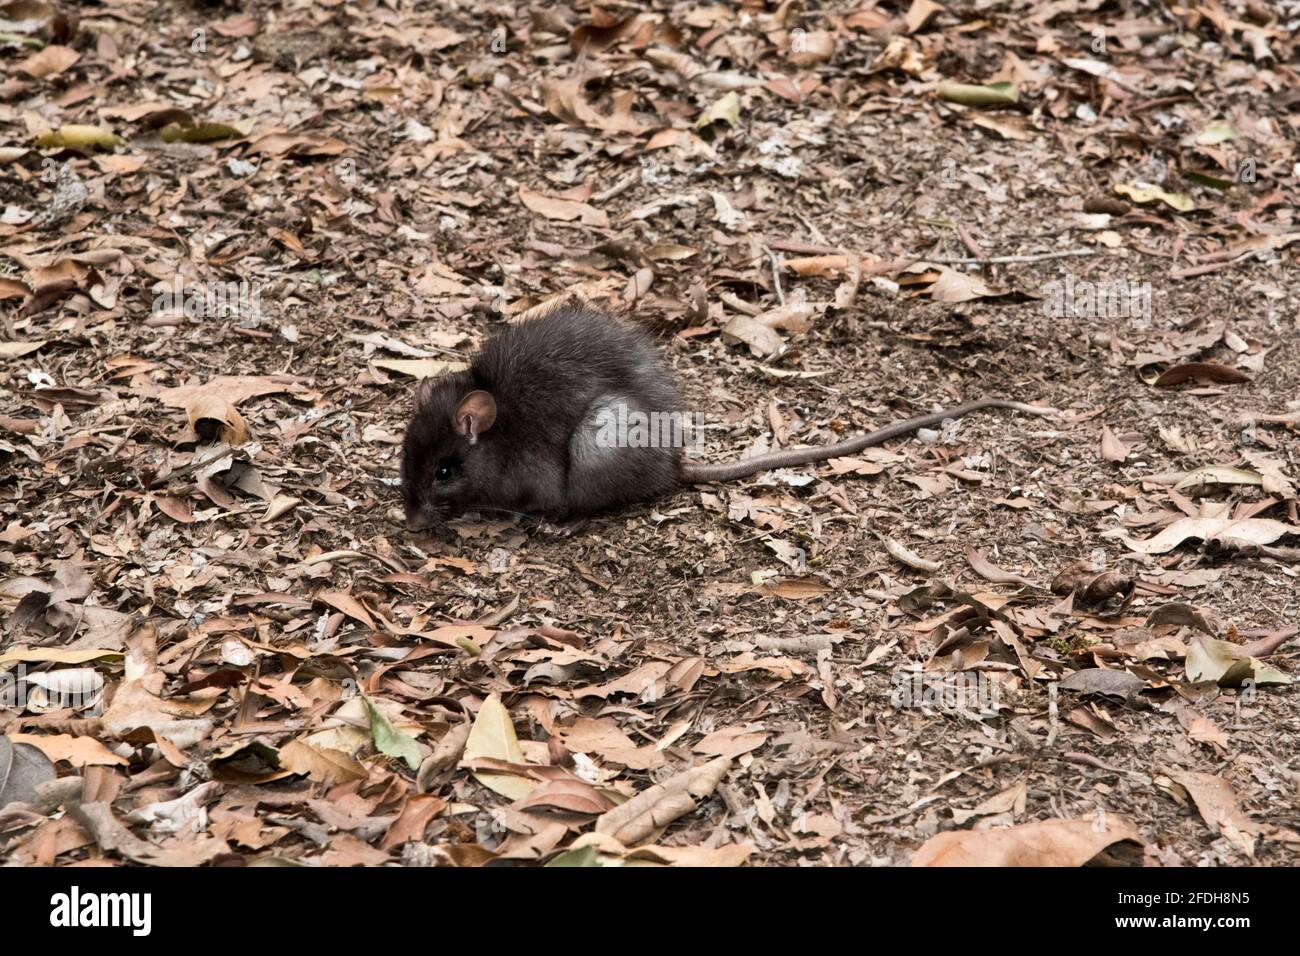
1 0 1298 867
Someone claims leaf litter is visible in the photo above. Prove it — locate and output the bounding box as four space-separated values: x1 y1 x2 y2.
0 0 1298 869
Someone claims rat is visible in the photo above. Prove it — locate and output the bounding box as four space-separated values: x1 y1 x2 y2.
400 303 1057 529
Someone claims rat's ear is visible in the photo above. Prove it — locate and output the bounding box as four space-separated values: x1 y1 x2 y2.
453 390 497 443
415 378 437 410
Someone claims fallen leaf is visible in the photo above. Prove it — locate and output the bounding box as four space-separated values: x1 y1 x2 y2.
912 817 1142 866
1163 770 1259 857
16 45 79 78
364 696 421 770
35 125 123 149
277 739 368 784
936 81 1018 107
1154 362 1251 386
461 693 533 799
594 756 731 845
185 393 248 444
1100 425 1129 463
8 732 127 767
1115 183 1195 212
1115 517 1300 555
519 186 607 227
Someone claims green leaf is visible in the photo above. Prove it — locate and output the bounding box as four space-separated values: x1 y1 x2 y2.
1185 170 1235 191
160 122 248 144
936 81 1019 108
1186 637 1293 687
545 845 603 867
364 696 421 771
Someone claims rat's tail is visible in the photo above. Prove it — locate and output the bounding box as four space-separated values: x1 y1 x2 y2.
679 399 1058 483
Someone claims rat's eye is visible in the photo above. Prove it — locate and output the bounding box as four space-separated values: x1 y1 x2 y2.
434 462 454 482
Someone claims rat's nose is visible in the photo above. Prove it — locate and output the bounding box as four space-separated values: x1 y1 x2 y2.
405 506 437 533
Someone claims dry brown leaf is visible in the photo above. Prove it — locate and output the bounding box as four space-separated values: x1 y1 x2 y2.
965 547 1039 588
69 802 229 867
101 624 213 749
519 186 608 227
185 393 248 444
16 45 80 78
569 831 753 867
693 727 768 759
912 817 1142 866
1163 770 1259 857
1115 517 1300 555
1100 425 1130 463
1153 362 1251 386
7 732 127 768
594 756 731 845
277 739 369 785
461 693 533 800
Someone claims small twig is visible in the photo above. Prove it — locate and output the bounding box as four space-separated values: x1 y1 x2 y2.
1170 253 1252 279
919 248 1097 265
793 211 827 245
592 170 639 203
762 244 785 305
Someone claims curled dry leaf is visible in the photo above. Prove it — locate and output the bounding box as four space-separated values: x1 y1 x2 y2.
1184 636 1291 687
563 831 753 867
1161 770 1260 857
417 720 471 792
277 738 369 785
757 577 832 600
364 696 421 771
0 735 56 806
518 186 608 227
517 779 616 815
912 817 1142 866
1113 517 1300 555
882 535 941 572
693 726 768 759
722 313 785 357
1114 182 1195 212
69 801 229 867
1100 425 1129 463
1241 450 1297 499
101 624 213 749
16 45 80 78
124 781 222 835
371 358 468 378
594 756 731 845
1153 362 1251 386
936 81 1019 108
965 547 1039 588
920 266 1008 303
1174 706 1230 752
1145 602 1216 636
1173 465 1262 493
1050 560 1135 606
185 392 248 444
1059 668 1148 708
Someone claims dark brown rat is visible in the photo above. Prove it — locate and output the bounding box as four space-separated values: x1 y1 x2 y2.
400 304 1056 528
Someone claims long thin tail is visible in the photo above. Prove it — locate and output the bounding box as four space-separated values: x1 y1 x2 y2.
678 399 1058 483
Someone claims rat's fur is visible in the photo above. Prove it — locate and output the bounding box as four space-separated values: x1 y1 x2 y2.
401 305 1059 528
401 305 681 526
